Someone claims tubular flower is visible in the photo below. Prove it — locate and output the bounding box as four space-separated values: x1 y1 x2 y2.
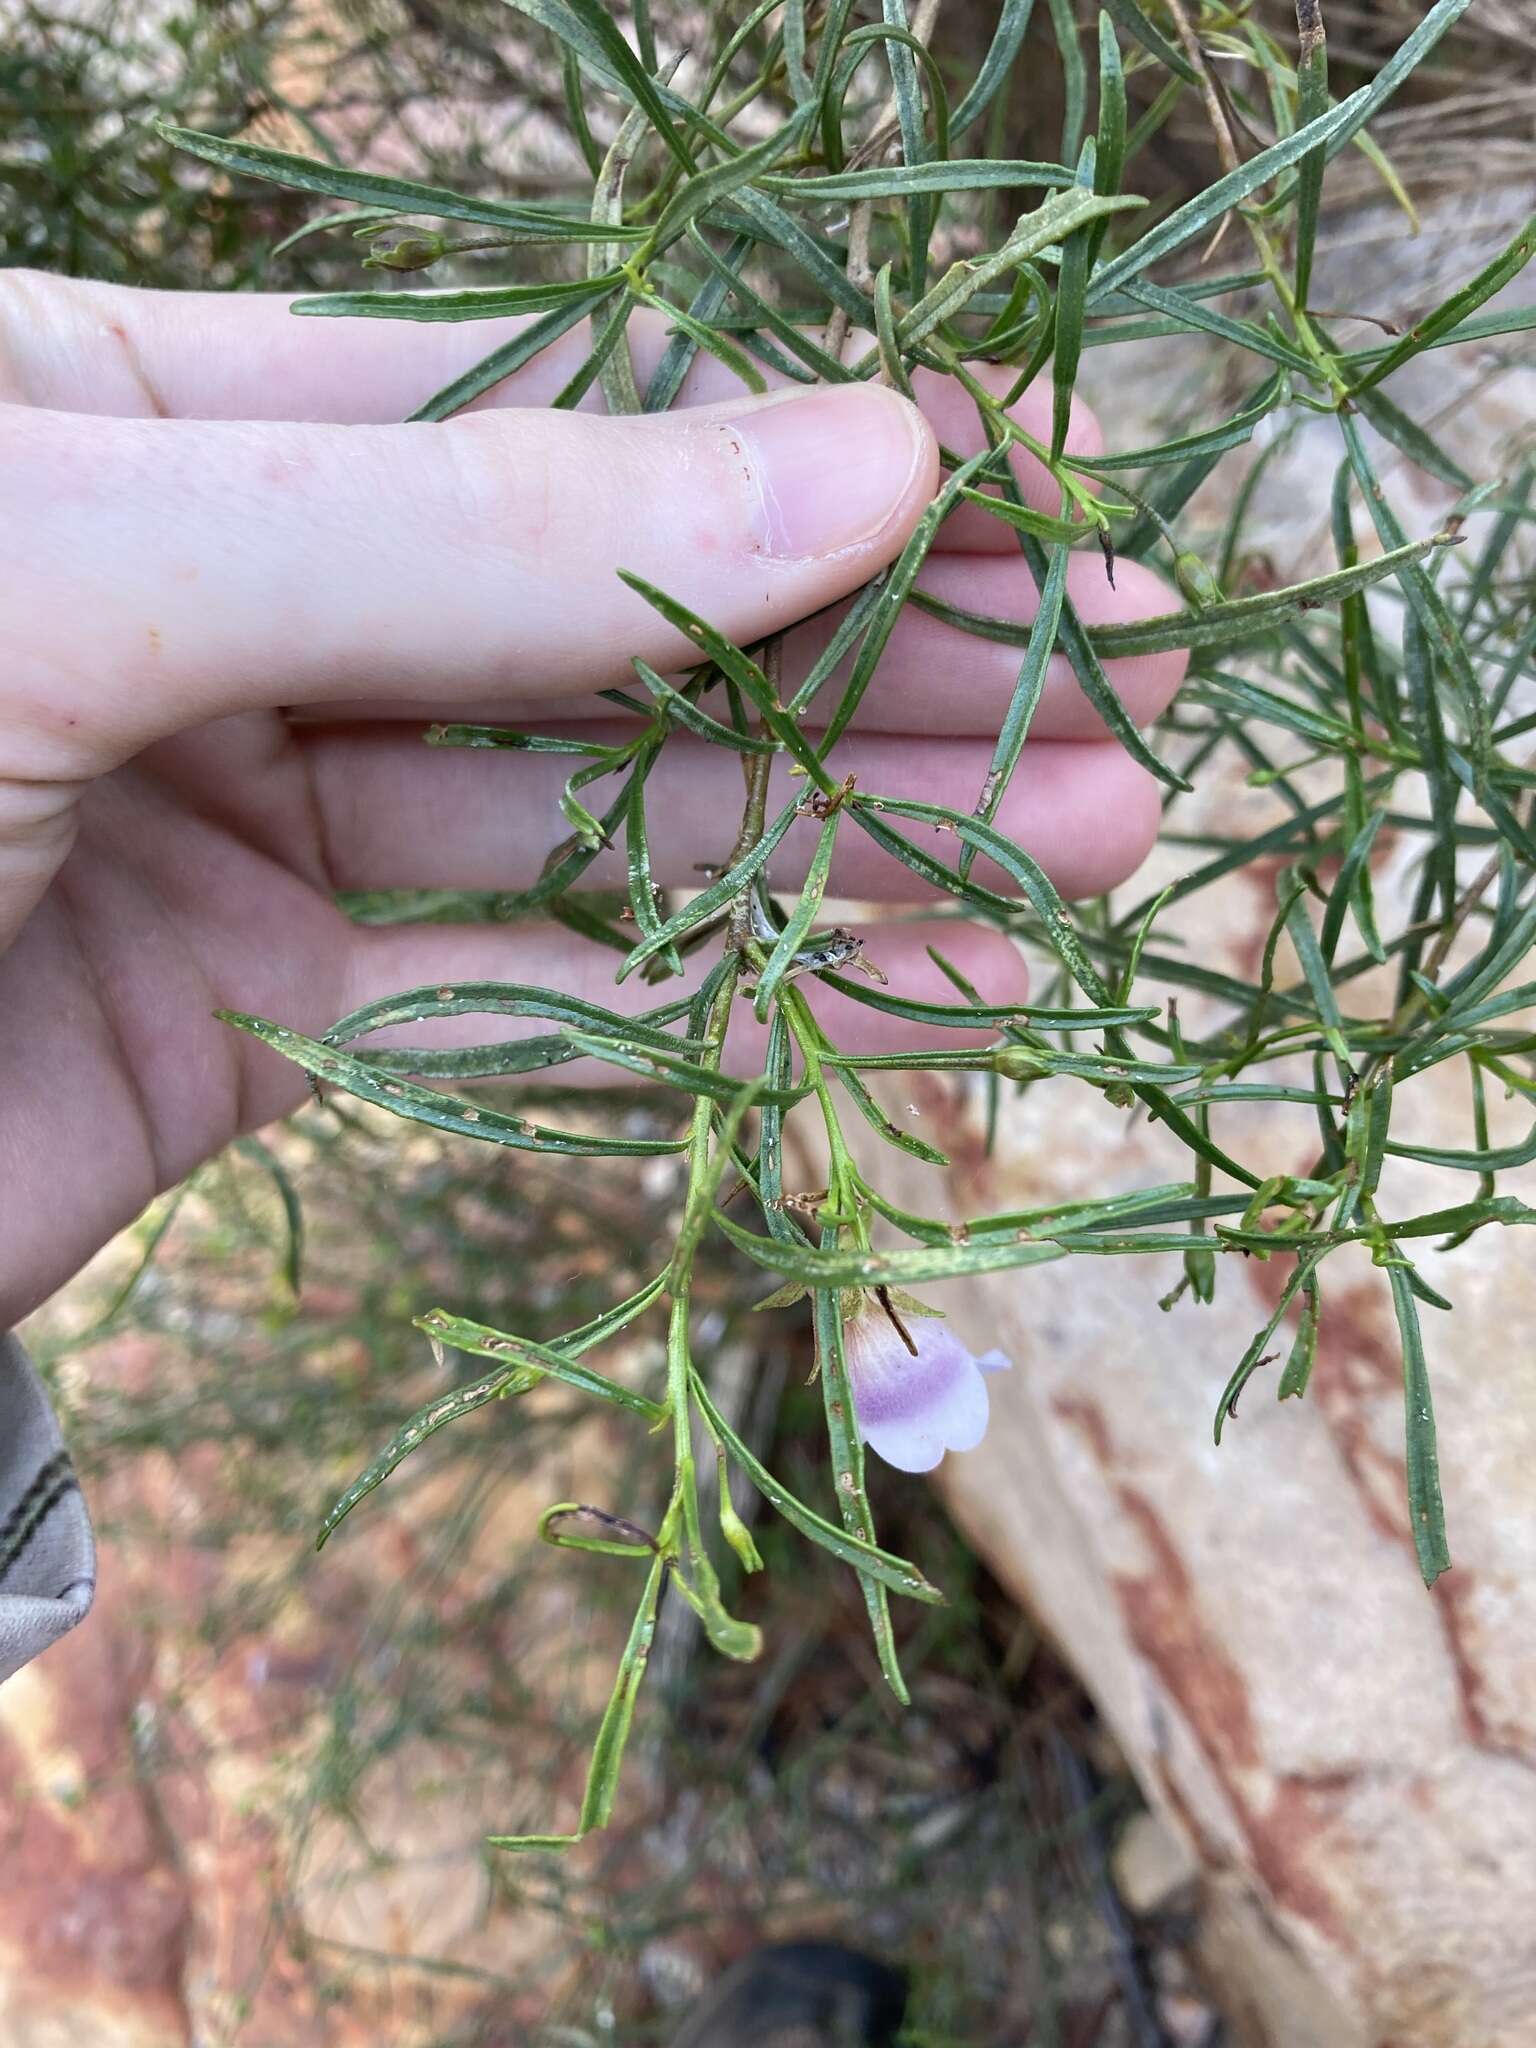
842 1309 1010 1474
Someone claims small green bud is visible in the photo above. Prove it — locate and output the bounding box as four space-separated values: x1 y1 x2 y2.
716 1455 764 1573
1173 550 1223 610
363 230 448 273
1184 1244 1217 1303
991 1046 1048 1081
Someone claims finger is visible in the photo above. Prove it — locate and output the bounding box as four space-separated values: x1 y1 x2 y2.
2 275 1095 544
313 550 1185 741
0 270 592 421
609 352 1104 547
3 382 935 770
304 724 1162 902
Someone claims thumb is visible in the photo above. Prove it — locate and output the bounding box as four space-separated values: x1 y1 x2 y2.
4 383 935 764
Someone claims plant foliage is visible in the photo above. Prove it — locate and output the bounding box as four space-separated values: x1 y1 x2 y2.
155 0 1535 1846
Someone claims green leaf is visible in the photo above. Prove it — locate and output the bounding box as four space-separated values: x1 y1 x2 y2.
558 1028 806 1106
951 0 1038 133
1321 0 1476 165
814 1282 907 1701
407 291 611 421
414 1309 666 1421
617 570 838 792
713 1206 1070 1286
232 1134 304 1301
945 530 1445 659
316 1361 530 1549
1341 416 1490 777
818 976 1152 1032
630 659 778 753
1277 1270 1322 1400
688 229 853 384
852 796 1108 1004
1352 384 1472 491
1283 886 1354 1086
819 448 997 751
217 1011 685 1156
1087 92 1360 305
325 978 701 1057
1070 377 1282 470
651 101 819 243
955 493 1102 545
1213 1254 1320 1444
555 0 696 171
1292 0 1328 308
832 1061 951 1166
626 756 684 977
158 122 645 238
643 232 749 410
1052 138 1096 461
1045 0 1086 160
1114 279 1314 376
899 189 1146 350
295 276 618 322
270 205 399 257
753 816 840 1020
957 490 1190 793
1388 1265 1452 1587
1097 0 1197 83
635 288 765 392
761 160 1071 201
959 544 1068 879
1089 13 1128 273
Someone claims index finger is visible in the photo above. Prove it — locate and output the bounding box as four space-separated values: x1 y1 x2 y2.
2 274 1100 543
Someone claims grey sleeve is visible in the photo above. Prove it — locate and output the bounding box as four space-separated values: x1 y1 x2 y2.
0 1333 95 1684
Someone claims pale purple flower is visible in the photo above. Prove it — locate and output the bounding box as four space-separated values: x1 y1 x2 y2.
843 1310 1011 1474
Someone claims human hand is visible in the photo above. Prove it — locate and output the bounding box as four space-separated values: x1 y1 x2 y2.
0 274 1185 1327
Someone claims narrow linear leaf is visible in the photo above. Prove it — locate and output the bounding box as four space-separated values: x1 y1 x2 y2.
1388 1265 1452 1587
408 291 610 421
158 121 644 238
316 1361 531 1549
218 1011 684 1156
415 1307 667 1420
960 543 1068 878
1087 93 1360 304
761 161 1071 201
714 1206 1070 1285
814 1279 907 1701
295 277 618 323
753 815 840 1020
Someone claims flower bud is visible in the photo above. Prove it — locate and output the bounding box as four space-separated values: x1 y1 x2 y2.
363 229 449 273
1173 550 1222 609
991 1046 1048 1081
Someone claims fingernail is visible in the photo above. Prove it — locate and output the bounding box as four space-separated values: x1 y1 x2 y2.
722 385 930 561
